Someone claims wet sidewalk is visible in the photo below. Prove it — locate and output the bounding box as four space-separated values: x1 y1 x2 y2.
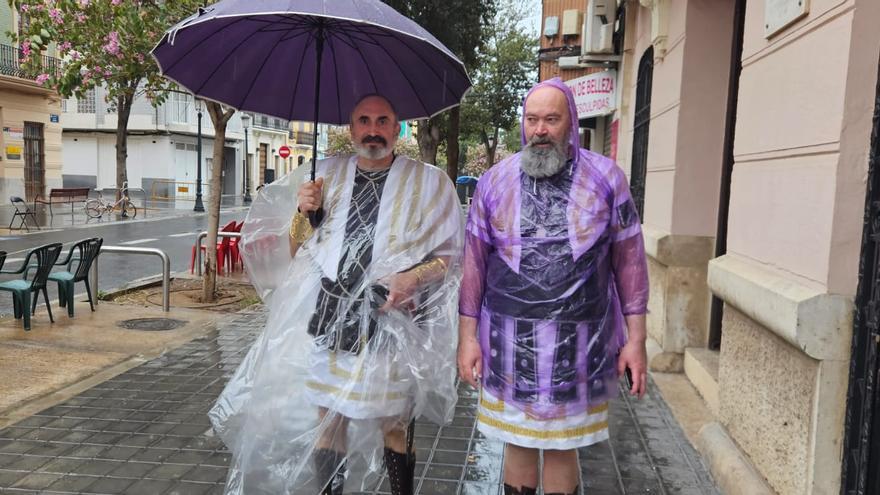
0 308 719 494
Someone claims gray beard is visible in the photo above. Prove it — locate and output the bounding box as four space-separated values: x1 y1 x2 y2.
520 140 569 178
354 142 393 161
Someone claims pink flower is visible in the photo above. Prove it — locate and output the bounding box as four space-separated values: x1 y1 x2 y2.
20 39 31 57
20 4 29 12
111 0 122 5
59 41 72 52
78 0 90 6
49 8 63 24
35 73 50 85
102 31 120 56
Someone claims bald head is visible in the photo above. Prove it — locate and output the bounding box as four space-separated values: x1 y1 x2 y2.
350 94 399 126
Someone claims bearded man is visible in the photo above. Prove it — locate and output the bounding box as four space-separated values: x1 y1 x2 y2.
457 78 650 495
211 94 462 495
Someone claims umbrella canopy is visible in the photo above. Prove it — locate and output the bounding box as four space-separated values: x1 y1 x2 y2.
151 0 472 125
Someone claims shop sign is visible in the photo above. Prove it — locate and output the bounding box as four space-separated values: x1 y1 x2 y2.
6 145 22 160
565 70 617 120
3 126 23 140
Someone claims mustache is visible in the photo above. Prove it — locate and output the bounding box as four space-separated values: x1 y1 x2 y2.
527 136 553 146
361 135 387 145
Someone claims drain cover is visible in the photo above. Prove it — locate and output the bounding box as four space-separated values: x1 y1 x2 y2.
117 318 187 331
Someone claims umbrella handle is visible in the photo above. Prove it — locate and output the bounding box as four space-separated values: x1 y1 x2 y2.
309 208 324 228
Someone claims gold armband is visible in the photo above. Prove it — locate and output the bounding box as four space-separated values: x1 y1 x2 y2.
289 212 314 244
410 257 448 284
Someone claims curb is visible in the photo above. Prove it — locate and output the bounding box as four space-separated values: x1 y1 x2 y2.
697 422 776 495
0 205 249 238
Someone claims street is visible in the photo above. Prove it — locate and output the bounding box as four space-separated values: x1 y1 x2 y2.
0 210 246 318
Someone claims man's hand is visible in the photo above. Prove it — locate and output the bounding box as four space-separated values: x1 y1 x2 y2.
378 272 418 312
617 338 648 399
457 316 482 389
297 177 324 213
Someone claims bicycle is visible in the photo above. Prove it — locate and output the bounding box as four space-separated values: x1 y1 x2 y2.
84 184 137 219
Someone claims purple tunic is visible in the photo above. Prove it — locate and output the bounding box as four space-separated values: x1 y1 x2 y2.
459 78 649 420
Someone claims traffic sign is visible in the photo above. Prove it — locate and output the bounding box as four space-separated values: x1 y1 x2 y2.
278 145 291 158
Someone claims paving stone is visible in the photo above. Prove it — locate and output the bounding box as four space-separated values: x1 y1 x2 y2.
124 478 176 495
146 462 195 480
75 459 123 476
10 471 62 490
82 476 137 494
45 474 100 491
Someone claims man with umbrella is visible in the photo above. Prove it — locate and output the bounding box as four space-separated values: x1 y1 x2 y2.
457 78 650 495
152 2 471 493
209 94 462 495
286 93 462 494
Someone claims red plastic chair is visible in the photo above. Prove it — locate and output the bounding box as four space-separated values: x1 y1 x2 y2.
190 220 237 274
228 221 244 272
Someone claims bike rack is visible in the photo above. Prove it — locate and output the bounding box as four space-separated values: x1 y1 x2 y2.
194 231 242 276
89 246 171 312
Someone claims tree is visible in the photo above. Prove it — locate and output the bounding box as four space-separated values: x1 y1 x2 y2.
202 101 235 302
10 0 202 197
461 0 537 168
384 0 496 178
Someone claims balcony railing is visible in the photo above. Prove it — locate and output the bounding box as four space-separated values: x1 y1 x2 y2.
293 131 315 146
251 113 290 132
0 43 61 81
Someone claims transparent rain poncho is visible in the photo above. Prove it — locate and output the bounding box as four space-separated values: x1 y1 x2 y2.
459 78 649 423
210 154 463 494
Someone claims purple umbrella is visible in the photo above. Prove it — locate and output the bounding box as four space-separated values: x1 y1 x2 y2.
152 0 471 190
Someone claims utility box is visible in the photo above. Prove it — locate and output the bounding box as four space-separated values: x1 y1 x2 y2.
561 10 582 36
543 16 559 37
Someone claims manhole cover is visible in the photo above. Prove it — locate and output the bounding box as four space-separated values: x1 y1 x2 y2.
117 318 187 331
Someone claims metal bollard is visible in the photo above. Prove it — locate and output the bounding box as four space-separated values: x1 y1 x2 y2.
90 246 171 312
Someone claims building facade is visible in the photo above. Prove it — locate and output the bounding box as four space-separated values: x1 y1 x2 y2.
0 3 63 202
60 88 302 204
539 1 880 494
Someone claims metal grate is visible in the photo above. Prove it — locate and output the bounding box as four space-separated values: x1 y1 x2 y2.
117 318 187 331
629 46 654 220
842 46 880 495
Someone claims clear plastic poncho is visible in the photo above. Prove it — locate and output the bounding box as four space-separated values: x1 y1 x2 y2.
210 154 464 494
458 78 649 422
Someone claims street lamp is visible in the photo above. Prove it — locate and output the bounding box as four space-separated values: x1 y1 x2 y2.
193 98 205 212
241 113 252 204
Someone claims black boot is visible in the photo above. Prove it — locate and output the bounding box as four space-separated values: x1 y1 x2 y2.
503 484 537 495
545 487 580 495
313 448 345 495
384 447 415 495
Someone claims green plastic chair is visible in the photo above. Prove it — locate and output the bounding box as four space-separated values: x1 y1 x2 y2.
50 237 103 317
0 243 63 330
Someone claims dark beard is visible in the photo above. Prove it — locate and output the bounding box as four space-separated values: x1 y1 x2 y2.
520 137 569 178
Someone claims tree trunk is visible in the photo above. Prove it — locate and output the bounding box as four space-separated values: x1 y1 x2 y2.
202 102 236 303
114 92 133 203
416 118 440 165
487 127 499 168
446 106 460 180
480 128 499 171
